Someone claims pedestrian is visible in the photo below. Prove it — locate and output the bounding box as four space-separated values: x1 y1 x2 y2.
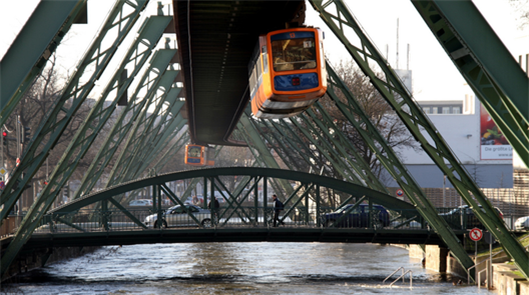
272 194 284 227
208 197 220 221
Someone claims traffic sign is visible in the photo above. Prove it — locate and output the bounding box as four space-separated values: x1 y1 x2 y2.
0 167 5 176
469 228 483 241
396 189 404 197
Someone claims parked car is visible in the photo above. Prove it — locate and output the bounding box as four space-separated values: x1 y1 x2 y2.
514 216 529 231
320 204 390 229
129 199 153 206
144 204 212 228
439 205 503 230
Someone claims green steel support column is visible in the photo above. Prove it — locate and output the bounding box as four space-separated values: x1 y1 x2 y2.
412 0 529 168
326 62 476 277
267 120 320 170
239 113 293 195
203 177 208 210
105 97 185 185
310 0 528 278
0 1 155 219
0 0 89 125
236 128 285 200
0 15 172 278
106 99 186 185
117 115 186 182
35 48 175 208
289 114 363 185
310 103 387 192
106 86 185 184
109 130 188 209
316 184 321 227
71 68 180 200
254 120 308 171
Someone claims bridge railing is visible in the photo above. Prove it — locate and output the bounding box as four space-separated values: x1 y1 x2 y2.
25 206 514 234
30 207 442 233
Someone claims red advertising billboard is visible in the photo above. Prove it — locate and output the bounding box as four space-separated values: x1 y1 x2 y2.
480 104 512 160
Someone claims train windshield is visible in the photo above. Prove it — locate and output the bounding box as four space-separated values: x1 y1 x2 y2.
188 146 201 158
271 33 316 72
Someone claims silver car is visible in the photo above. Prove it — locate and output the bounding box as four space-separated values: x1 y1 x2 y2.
144 204 212 228
514 216 529 231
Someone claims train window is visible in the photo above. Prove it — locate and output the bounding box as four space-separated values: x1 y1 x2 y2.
262 46 268 73
272 37 316 72
188 146 201 158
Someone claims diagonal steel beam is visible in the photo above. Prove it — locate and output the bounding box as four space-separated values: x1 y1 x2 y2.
0 0 90 124
412 0 529 168
0 15 172 279
310 0 528 278
0 8 164 221
72 68 180 201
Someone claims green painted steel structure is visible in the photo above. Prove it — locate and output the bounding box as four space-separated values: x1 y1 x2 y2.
309 0 528 279
0 0 88 126
412 0 529 168
0 0 152 221
0 0 527 282
0 12 174 279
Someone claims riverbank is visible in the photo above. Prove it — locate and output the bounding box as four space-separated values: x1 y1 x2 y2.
405 233 529 295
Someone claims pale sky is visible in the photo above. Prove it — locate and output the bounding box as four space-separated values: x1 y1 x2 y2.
0 0 526 102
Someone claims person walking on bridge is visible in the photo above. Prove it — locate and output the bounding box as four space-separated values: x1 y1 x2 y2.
272 194 284 227
208 197 220 222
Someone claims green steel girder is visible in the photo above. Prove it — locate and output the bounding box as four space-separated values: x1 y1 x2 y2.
72 67 180 201
310 0 528 279
412 0 529 168
254 119 312 171
235 129 286 200
106 90 186 186
304 107 387 192
110 112 186 184
238 113 294 196
0 15 172 279
50 167 416 217
326 59 477 277
266 120 320 170
291 113 363 184
43 48 177 208
116 131 189 209
0 0 89 125
106 90 185 185
310 103 387 192
0 2 155 221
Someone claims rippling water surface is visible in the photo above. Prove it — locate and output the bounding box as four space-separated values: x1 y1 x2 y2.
2 242 494 294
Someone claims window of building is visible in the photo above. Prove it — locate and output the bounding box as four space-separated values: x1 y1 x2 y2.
442 107 450 114
423 107 430 114
432 107 438 114
453 107 461 114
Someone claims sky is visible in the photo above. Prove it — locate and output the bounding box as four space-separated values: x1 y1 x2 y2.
0 0 526 102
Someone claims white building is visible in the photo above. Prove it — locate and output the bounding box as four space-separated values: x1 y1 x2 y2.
385 95 513 189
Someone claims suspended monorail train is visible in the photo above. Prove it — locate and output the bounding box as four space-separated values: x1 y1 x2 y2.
184 144 207 166
248 27 327 119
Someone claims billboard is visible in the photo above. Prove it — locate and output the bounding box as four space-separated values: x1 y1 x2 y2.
480 104 512 160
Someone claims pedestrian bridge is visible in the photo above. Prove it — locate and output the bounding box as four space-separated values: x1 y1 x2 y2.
3 167 466 254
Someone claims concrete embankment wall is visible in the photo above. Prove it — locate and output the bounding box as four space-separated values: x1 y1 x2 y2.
407 244 528 294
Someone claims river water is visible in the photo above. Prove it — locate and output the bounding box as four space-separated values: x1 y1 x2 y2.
2 242 494 295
